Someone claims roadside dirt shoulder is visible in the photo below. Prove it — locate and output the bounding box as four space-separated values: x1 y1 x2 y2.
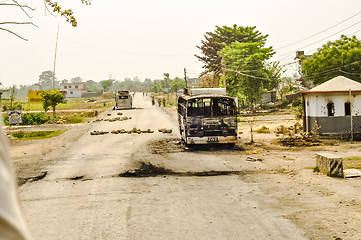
7 122 93 186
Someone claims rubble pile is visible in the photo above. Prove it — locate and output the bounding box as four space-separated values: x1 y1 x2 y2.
276 122 320 147
90 130 109 135
92 116 131 123
158 128 173 134
91 128 154 135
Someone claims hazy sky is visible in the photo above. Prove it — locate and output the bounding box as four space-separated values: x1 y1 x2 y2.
1 0 361 87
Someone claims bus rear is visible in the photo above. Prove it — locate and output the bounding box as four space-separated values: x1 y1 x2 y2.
115 91 133 109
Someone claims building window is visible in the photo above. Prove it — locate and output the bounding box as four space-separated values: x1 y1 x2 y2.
70 91 73 95
64 86 67 89
75 85 78 88
327 103 334 116
345 102 351 116
69 86 71 88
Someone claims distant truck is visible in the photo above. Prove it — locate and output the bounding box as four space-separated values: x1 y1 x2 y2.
115 91 133 109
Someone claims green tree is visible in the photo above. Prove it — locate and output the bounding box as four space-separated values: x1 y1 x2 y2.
302 35 361 85
171 77 186 92
195 25 269 82
161 73 171 89
152 80 162 93
100 79 115 92
221 41 275 105
71 77 83 83
199 74 218 88
85 80 101 93
39 70 59 90
265 62 284 91
142 78 153 92
41 90 66 115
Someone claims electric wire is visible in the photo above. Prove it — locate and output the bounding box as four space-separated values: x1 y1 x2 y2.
275 12 361 50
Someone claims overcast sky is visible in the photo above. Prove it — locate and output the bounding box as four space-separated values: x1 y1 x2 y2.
1 0 361 88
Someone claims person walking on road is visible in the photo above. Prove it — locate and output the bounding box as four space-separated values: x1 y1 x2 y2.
162 98 166 107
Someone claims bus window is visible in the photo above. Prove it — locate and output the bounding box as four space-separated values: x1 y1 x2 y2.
187 97 236 117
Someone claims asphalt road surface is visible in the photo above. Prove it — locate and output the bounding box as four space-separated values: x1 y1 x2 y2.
19 93 307 240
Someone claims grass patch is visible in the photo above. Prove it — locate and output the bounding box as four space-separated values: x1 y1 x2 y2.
62 114 86 124
11 129 67 140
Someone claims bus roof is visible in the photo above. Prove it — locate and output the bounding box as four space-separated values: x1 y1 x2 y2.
179 94 235 101
185 88 226 96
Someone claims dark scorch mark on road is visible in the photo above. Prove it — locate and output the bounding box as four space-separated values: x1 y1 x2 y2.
118 162 242 178
18 171 48 186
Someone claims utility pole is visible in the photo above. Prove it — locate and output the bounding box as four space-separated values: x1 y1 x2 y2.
184 68 187 87
221 53 226 90
53 24 60 90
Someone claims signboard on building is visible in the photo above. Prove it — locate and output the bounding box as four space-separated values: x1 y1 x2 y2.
28 90 45 103
8 110 22 125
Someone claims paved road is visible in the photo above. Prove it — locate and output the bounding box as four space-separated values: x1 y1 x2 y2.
19 93 307 240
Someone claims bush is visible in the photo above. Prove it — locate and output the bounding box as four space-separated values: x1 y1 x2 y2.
256 126 270 133
12 131 25 138
22 113 50 125
3 113 50 126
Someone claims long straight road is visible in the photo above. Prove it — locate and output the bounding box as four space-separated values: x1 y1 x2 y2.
19 93 307 240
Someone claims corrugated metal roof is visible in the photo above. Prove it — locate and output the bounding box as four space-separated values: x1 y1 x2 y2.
303 76 361 93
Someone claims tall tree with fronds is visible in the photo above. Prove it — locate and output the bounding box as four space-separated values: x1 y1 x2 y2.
195 25 269 82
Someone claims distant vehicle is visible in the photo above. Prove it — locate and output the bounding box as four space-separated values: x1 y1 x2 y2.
177 88 238 146
115 91 133 109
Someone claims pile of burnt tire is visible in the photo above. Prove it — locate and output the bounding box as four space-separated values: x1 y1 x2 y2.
90 130 109 135
90 128 154 135
92 116 131 123
158 128 173 134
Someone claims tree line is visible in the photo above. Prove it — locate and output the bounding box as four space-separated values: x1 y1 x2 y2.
2 72 186 98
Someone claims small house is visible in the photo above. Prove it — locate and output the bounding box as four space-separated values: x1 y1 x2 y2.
301 76 361 136
60 80 88 98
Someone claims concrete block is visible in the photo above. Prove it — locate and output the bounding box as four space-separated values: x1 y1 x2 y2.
316 153 343 177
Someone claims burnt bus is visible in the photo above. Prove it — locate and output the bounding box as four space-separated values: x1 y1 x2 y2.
115 91 133 109
177 88 238 145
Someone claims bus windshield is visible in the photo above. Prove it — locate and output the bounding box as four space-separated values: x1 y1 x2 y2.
187 97 236 117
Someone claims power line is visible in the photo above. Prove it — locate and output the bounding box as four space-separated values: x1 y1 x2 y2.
303 60 361 78
273 18 361 62
275 12 361 50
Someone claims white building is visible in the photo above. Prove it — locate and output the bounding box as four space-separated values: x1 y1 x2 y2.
60 80 88 98
302 76 361 135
